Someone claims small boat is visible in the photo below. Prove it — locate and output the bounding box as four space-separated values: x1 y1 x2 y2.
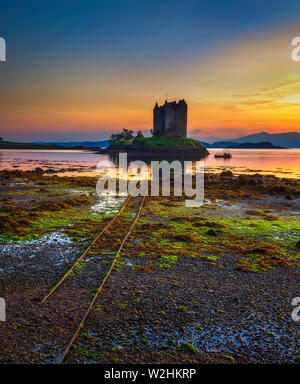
214 152 232 159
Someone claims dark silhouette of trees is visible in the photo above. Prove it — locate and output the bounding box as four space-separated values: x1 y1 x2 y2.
109 129 135 145
136 131 144 138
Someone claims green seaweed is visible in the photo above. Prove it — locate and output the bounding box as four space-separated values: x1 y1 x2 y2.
177 342 198 354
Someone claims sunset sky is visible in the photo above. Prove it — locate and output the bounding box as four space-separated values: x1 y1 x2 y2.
1 0 300 142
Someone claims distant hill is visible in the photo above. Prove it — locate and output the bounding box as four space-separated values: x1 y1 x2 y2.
208 141 237 148
35 140 110 148
232 132 300 148
202 140 285 149
198 141 211 148
0 141 63 150
227 142 284 149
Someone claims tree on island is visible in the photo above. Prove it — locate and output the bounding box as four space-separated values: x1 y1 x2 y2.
109 129 134 146
150 128 161 137
136 130 144 138
109 129 146 146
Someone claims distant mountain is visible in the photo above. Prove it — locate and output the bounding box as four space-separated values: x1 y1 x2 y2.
201 140 284 149
232 132 300 148
195 136 221 144
35 140 110 148
208 141 237 148
227 142 284 149
198 141 210 148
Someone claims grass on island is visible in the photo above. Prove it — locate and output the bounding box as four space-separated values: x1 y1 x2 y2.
109 136 205 149
133 136 204 149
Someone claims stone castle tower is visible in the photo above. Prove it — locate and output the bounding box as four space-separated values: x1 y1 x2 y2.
153 99 187 137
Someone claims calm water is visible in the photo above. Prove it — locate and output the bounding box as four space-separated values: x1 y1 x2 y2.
0 150 106 176
207 148 300 178
0 149 299 178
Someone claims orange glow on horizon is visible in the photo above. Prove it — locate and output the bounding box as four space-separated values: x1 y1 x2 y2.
1 22 300 141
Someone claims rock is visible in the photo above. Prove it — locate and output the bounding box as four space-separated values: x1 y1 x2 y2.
0 216 19 233
220 171 233 177
204 221 226 229
272 186 287 193
206 229 217 236
250 175 264 185
238 174 250 185
34 167 44 175
237 173 264 186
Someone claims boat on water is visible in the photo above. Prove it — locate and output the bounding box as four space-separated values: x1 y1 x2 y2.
214 152 232 159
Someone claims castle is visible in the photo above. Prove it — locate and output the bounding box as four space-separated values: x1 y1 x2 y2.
153 99 187 137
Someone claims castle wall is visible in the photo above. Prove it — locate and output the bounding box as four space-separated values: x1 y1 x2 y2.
164 102 177 134
153 106 165 135
153 99 187 137
177 100 187 137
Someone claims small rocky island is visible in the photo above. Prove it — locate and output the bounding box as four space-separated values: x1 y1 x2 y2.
100 99 209 157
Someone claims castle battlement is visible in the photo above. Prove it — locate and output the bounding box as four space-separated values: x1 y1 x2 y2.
153 99 187 137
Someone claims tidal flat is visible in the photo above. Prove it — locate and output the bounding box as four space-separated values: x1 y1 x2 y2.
0 169 299 363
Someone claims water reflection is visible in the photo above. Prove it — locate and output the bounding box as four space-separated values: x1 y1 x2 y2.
0 148 299 178
108 151 208 165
